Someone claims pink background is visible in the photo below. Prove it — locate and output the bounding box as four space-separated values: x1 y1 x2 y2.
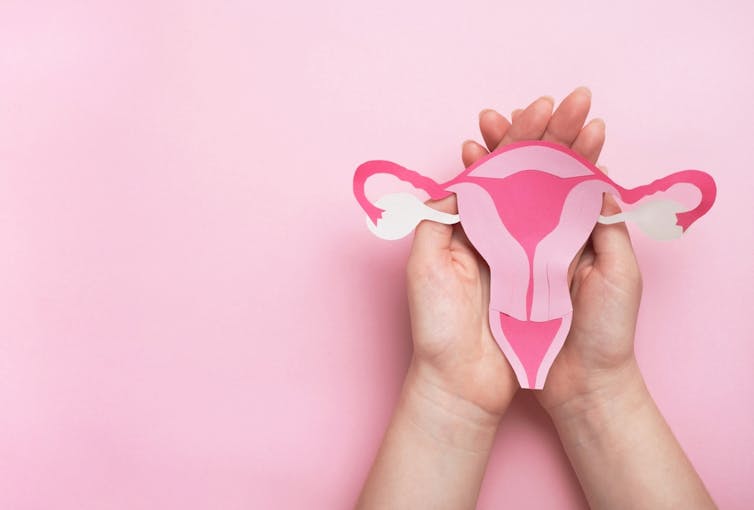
1 1 752 508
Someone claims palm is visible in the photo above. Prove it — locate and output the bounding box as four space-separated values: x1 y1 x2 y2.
407 213 516 416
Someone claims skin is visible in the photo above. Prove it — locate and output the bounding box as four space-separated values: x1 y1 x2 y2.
356 88 716 510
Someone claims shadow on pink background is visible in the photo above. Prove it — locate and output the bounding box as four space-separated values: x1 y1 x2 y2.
0 1 752 508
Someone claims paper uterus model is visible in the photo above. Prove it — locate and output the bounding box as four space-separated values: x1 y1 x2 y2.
353 141 716 389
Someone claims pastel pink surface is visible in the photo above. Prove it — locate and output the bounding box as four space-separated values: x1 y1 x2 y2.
1 2 753 510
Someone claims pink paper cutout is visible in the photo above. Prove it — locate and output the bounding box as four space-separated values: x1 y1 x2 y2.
354 141 717 389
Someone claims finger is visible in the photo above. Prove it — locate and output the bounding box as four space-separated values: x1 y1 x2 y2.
450 220 474 249
569 240 595 296
571 118 606 164
567 244 588 285
478 109 511 152
543 86 592 147
511 108 523 122
498 96 554 147
461 139 489 167
590 193 635 263
566 162 607 285
412 195 458 256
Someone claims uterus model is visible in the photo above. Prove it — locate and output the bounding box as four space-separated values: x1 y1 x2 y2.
353 141 716 389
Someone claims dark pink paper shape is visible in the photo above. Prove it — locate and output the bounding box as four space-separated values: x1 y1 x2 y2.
353 141 716 389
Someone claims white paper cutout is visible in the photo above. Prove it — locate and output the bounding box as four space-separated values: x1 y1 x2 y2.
365 192 460 240
598 199 685 240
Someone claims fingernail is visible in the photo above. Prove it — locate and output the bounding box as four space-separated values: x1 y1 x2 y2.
532 96 555 112
575 86 592 97
462 139 475 148
478 108 494 120
539 95 555 105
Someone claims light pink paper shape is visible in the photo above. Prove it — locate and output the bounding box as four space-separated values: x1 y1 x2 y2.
353 141 716 389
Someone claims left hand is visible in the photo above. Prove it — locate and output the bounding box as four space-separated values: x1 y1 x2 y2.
358 89 608 510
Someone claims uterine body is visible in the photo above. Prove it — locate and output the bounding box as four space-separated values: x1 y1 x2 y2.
445 149 613 388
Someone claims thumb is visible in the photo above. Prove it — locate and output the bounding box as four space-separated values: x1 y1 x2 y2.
591 193 637 267
411 195 459 257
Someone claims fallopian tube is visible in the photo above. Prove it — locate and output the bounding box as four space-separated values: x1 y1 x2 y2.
353 141 716 389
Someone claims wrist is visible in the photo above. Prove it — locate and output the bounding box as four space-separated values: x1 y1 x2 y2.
399 359 503 454
357 358 503 509
546 358 652 447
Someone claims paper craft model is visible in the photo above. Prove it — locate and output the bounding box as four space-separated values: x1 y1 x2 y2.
353 140 716 390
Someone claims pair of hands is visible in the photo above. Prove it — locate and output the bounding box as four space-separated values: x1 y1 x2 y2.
406 87 643 425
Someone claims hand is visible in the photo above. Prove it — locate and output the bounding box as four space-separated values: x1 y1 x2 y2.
360 90 714 510
358 89 605 509
408 87 607 421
